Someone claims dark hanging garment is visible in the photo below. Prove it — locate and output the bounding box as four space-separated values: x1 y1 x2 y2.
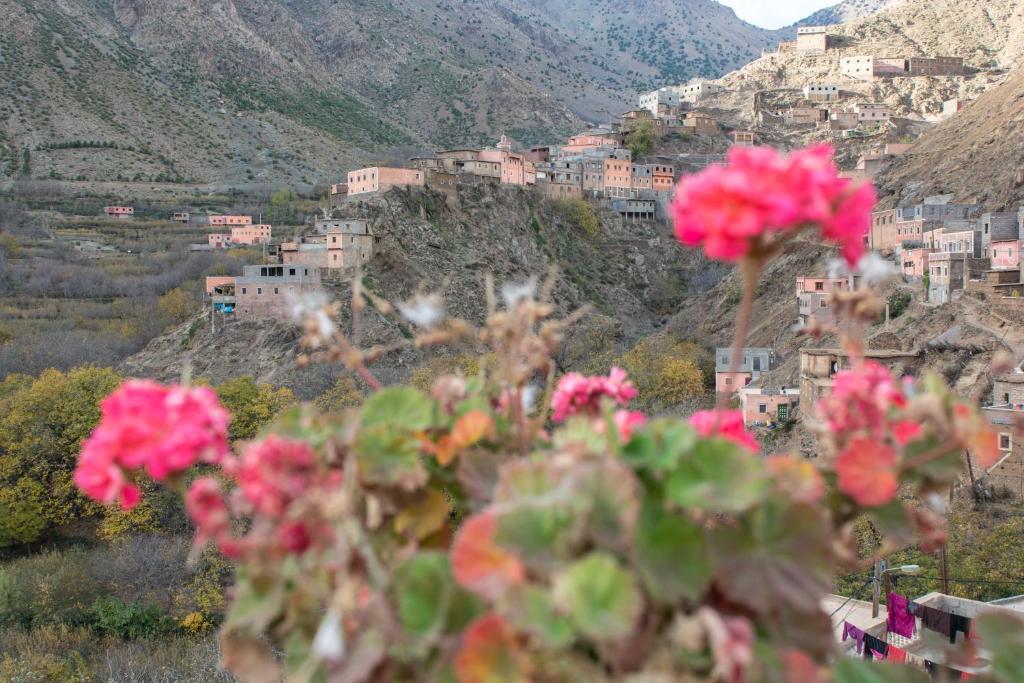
863 633 889 660
918 605 953 641
949 614 971 644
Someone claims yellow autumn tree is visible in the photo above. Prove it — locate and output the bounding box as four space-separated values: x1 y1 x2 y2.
615 337 708 413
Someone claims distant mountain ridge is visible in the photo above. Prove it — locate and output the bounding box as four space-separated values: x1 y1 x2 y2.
0 0 779 188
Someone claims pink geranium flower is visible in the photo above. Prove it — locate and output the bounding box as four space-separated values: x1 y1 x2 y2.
671 144 875 266
186 477 232 547
75 380 230 507
689 410 759 453
235 436 318 517
817 361 906 442
836 437 899 507
613 410 647 442
551 367 638 421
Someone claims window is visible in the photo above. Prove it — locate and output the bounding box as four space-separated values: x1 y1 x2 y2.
753 357 762 372
759 404 768 414
289 268 296 275
815 282 824 291
777 405 789 421
274 288 279 295
257 288 262 295
725 378 732 386
241 288 246 294
820 300 828 308
1000 433 1012 451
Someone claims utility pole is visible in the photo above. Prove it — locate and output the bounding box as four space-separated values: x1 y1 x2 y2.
871 558 887 618
939 545 950 595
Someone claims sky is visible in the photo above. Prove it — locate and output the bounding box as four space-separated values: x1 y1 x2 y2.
718 0 839 30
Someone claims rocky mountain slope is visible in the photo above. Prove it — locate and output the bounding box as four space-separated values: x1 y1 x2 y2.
875 66 1024 209
693 0 1024 128
793 0 904 28
123 184 726 397
0 0 777 188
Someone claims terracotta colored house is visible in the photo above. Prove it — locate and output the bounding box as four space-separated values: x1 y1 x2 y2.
205 276 236 295
347 167 424 196
208 233 231 248
854 103 892 123
604 157 632 198
682 112 719 134
797 277 851 327
870 209 898 251
901 248 934 280
652 164 674 192
235 265 322 320
231 224 272 245
104 206 134 219
210 215 253 226
782 107 826 126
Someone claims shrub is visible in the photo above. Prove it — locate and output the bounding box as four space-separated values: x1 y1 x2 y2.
553 198 600 238
92 597 174 640
215 376 296 441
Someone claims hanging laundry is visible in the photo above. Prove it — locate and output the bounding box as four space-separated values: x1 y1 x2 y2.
842 621 866 654
887 592 916 638
950 613 971 644
863 633 889 661
887 645 908 664
914 603 953 642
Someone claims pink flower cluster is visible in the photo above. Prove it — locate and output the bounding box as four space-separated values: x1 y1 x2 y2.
188 436 334 558
816 361 916 445
74 380 230 509
551 367 637 422
671 144 875 266
689 410 759 453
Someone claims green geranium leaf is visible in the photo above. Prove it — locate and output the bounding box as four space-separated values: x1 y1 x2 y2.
714 500 831 615
832 659 930 683
553 552 642 642
506 585 574 649
493 461 584 572
633 498 712 604
666 439 768 513
394 552 453 651
579 460 640 551
903 435 962 482
354 425 428 489
361 387 435 431
621 419 697 472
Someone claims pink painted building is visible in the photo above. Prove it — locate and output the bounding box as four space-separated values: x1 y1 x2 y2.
652 164 674 192
740 386 799 427
478 135 530 186
231 224 272 245
797 277 852 327
347 167 425 196
604 157 632 198
901 248 934 279
991 239 1022 271
205 276 236 295
716 371 753 393
210 215 253 227
561 133 619 156
104 206 134 219
208 233 231 248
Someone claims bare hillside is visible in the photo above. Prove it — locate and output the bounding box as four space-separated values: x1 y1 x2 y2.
875 67 1024 209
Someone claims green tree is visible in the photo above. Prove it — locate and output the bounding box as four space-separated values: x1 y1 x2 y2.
627 120 657 159
216 376 296 441
0 367 123 546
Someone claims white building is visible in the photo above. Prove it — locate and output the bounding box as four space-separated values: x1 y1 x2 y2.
803 84 839 102
675 80 722 104
638 87 679 116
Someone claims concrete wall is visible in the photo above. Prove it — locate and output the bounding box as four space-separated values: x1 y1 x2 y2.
235 265 321 320
210 215 252 226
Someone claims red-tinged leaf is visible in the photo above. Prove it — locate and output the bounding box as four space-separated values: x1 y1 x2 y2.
835 438 898 508
454 613 530 683
953 403 1000 468
451 513 525 600
766 455 825 505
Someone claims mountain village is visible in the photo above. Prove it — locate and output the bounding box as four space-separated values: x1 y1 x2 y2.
4 0 1024 679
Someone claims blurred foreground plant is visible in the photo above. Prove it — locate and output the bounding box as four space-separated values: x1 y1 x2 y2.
75 145 1023 682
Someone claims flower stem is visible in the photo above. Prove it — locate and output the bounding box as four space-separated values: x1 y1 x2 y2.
719 257 763 410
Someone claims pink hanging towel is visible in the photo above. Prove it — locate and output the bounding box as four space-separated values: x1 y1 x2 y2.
887 593 916 638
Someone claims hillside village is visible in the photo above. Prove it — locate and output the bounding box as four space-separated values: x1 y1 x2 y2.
4 0 1024 679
